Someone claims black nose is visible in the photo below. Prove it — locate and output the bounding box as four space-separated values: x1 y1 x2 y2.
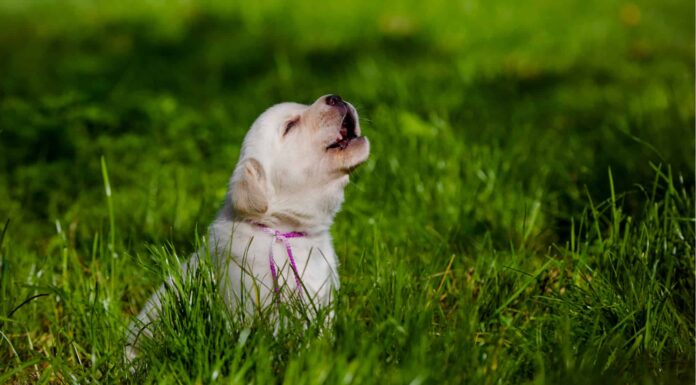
325 94 343 106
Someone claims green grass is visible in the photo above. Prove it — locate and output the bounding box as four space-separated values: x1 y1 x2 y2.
0 0 694 383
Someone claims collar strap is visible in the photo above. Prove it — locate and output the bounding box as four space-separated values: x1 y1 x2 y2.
255 223 305 297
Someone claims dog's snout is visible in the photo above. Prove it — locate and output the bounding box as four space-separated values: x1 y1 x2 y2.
325 94 343 106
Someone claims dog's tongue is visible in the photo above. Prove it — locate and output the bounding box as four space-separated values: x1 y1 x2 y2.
339 127 348 139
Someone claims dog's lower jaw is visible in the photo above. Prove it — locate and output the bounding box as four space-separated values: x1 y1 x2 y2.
335 136 370 174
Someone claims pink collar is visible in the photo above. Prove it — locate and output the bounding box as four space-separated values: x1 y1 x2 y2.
255 224 306 296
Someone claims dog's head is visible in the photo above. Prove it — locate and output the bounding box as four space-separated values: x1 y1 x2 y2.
226 94 370 232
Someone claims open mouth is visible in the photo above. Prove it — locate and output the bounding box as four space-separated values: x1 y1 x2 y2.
327 111 358 150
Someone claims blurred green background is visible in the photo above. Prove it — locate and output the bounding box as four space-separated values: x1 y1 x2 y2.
0 0 693 384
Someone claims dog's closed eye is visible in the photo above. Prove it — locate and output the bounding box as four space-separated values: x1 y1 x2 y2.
283 117 300 136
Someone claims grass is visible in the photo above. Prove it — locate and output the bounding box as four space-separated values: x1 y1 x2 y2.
0 0 694 383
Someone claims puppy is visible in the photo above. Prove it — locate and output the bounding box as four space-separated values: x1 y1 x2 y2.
127 94 369 357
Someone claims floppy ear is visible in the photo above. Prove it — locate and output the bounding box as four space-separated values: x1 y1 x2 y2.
230 158 269 218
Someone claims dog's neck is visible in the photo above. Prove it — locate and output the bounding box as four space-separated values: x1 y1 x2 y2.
220 170 350 235
267 186 345 233
221 189 345 236
234 214 332 238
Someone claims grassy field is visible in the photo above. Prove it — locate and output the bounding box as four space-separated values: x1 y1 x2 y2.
0 0 694 383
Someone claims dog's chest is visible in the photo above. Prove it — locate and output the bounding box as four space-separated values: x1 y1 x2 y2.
210 221 339 306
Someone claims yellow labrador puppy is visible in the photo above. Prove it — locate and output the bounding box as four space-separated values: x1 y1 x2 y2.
127 94 369 357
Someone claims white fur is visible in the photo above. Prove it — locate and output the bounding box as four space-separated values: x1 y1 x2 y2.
127 95 369 358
